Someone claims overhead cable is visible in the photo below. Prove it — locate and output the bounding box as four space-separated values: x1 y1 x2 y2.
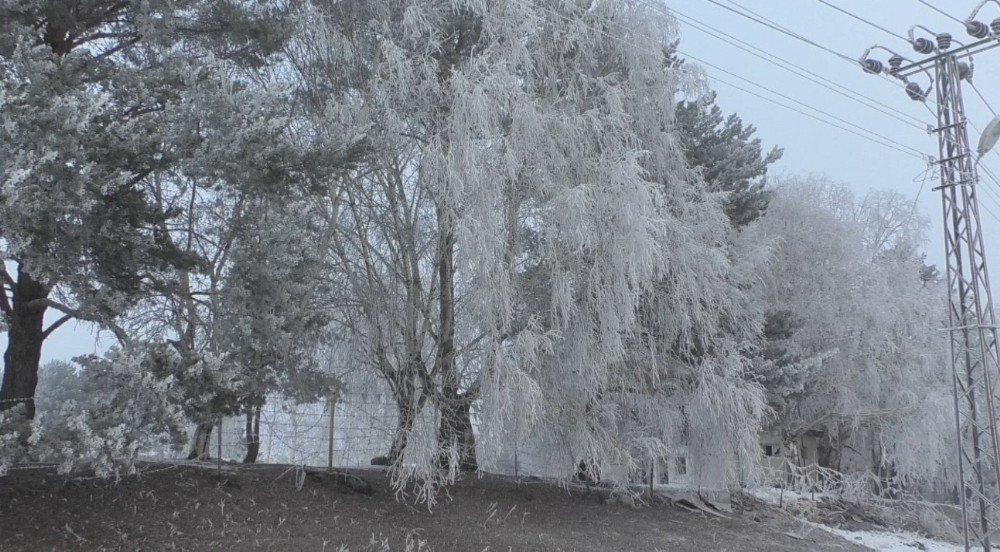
517 0 931 161
670 7 929 130
813 0 910 42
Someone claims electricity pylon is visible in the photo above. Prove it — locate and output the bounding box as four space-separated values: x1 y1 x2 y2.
860 8 1000 551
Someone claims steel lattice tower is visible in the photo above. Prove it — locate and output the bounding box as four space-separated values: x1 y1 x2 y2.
935 52 1000 550
860 8 1000 550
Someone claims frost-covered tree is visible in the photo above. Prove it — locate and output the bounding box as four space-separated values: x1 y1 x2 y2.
292 1 487 473
34 360 85 416
294 0 771 498
123 164 356 461
750 178 953 484
39 346 198 476
217 198 341 463
0 0 296 419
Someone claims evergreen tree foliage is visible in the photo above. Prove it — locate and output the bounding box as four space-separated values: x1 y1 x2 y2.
675 93 783 227
0 0 297 418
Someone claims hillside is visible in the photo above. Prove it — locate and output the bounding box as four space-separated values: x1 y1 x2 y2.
0 463 873 552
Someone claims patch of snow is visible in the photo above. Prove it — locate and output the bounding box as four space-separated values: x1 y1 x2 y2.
808 522 963 552
747 487 962 551
748 486 832 505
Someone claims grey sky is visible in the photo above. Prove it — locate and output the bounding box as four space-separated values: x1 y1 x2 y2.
673 0 1000 264
9 0 1000 365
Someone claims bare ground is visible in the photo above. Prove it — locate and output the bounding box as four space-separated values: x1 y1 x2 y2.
0 463 872 551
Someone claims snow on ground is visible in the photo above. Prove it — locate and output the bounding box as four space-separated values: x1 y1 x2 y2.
809 522 963 552
748 485 832 505
749 487 962 552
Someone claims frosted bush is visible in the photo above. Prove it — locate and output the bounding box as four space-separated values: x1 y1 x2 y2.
26 348 192 477
0 404 31 476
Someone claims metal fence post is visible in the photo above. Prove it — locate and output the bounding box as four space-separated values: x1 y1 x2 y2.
216 418 223 478
327 397 336 471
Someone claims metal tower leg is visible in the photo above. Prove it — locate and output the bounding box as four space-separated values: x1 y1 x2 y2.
935 54 1000 552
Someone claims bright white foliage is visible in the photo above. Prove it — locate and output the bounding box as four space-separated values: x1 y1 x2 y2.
2 348 194 477
1 0 960 502
750 177 953 483
303 0 768 493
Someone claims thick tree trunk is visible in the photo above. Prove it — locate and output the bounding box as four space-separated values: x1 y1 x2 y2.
437 395 477 472
374 372 421 467
187 421 214 460
0 267 50 420
433 210 477 472
387 398 417 466
242 406 261 464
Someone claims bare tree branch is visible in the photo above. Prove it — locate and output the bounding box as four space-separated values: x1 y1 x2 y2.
42 314 74 339
0 288 11 317
0 265 14 289
24 297 131 346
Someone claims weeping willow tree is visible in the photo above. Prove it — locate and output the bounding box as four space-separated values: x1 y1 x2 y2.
296 0 769 499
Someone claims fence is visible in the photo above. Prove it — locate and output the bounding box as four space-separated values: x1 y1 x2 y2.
0 390 952 512
208 396 398 468
180 393 575 479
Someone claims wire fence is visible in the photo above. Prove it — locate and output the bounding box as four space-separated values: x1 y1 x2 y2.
209 397 401 468
1 388 679 488
0 391 956 513
4 391 971 546
181 394 584 480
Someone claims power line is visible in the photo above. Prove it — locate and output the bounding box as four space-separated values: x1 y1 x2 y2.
669 7 929 130
975 165 1000 224
707 0 931 102
704 0 856 63
704 73 927 160
518 0 930 160
970 80 999 118
813 0 909 42
619 2 930 155
672 6 927 125
912 0 966 25
975 164 1000 208
703 0 1000 221
672 46 929 158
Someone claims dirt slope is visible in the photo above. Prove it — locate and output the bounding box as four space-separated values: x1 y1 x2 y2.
0 463 870 551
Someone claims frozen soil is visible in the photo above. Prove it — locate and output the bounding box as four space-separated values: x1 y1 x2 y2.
0 463 872 551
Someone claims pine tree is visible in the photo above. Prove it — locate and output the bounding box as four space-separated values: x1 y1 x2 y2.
675 93 783 227
0 1 294 419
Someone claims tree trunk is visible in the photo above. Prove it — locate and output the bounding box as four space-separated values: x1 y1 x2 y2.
242 406 261 464
437 395 477 472
0 266 50 420
433 209 477 473
387 398 417 466
374 371 421 467
187 421 214 460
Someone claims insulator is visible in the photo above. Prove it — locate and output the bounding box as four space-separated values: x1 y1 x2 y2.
959 62 973 81
861 58 884 74
992 17 1000 35
905 82 927 101
912 37 935 54
966 20 990 38
886 55 903 75
937 33 953 50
